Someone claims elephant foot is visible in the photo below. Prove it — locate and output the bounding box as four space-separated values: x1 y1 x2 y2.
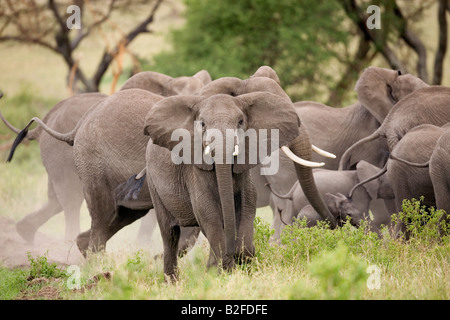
76 230 91 257
16 218 37 244
164 273 178 283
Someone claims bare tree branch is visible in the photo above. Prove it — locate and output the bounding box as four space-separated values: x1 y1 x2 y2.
392 2 429 83
433 0 448 85
337 0 408 73
328 34 375 107
92 0 163 88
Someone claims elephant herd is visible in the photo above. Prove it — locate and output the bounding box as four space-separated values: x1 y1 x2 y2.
2 65 450 280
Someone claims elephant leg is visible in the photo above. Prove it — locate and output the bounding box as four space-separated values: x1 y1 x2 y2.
151 191 181 281
431 176 450 234
177 227 201 257
136 209 157 245
53 180 84 242
16 181 62 243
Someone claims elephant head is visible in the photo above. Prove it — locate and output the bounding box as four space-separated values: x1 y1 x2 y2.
144 92 337 256
120 69 212 96
199 66 289 100
355 67 428 124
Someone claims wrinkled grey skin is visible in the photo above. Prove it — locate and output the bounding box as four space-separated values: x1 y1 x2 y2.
386 124 450 235
121 69 212 245
339 86 450 171
139 91 334 280
120 70 212 95
258 67 427 221
2 93 107 242
5 70 213 246
429 129 450 216
270 160 393 240
8 90 163 254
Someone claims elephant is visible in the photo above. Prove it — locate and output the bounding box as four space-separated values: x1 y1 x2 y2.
339 86 450 171
296 192 367 228
10 89 164 254
257 67 427 221
347 123 450 237
120 69 212 95
267 160 394 240
117 90 336 280
2 92 107 242
5 70 213 245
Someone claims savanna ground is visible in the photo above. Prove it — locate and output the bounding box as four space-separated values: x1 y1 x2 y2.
0 1 449 301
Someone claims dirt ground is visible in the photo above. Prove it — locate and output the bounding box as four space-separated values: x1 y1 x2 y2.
0 216 83 269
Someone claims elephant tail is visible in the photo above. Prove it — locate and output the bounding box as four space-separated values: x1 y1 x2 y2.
389 153 430 168
265 182 296 201
7 117 76 162
348 163 388 199
0 93 41 143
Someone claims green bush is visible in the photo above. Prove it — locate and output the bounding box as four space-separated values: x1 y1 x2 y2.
27 252 67 280
391 197 450 243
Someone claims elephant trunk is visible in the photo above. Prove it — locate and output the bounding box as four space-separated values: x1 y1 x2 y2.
215 163 236 260
289 126 337 229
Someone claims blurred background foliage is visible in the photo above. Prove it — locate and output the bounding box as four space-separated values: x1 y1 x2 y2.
0 0 448 109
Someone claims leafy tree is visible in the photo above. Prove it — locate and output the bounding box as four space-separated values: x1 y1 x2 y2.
149 0 351 102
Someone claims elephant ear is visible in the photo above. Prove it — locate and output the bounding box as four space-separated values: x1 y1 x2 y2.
144 95 214 171
193 70 212 85
233 92 300 173
356 160 380 200
355 67 399 123
250 66 281 86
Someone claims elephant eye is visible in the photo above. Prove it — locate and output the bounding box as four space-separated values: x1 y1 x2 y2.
238 119 244 127
397 70 402 76
387 84 397 104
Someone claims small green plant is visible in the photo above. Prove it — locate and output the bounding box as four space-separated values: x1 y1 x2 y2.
392 197 449 243
27 252 67 280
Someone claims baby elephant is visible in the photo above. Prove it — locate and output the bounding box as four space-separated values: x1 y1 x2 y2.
269 160 394 240
296 193 365 228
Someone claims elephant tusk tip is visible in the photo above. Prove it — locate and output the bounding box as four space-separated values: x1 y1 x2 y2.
311 145 336 159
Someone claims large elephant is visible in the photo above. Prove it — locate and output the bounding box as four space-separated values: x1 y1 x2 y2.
339 86 450 171
122 91 336 280
5 70 213 245
2 92 107 242
256 67 427 223
268 160 393 240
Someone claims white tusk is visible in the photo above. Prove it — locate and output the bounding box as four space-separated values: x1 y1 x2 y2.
281 146 325 168
204 145 211 156
135 167 146 180
233 144 239 156
311 144 336 159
